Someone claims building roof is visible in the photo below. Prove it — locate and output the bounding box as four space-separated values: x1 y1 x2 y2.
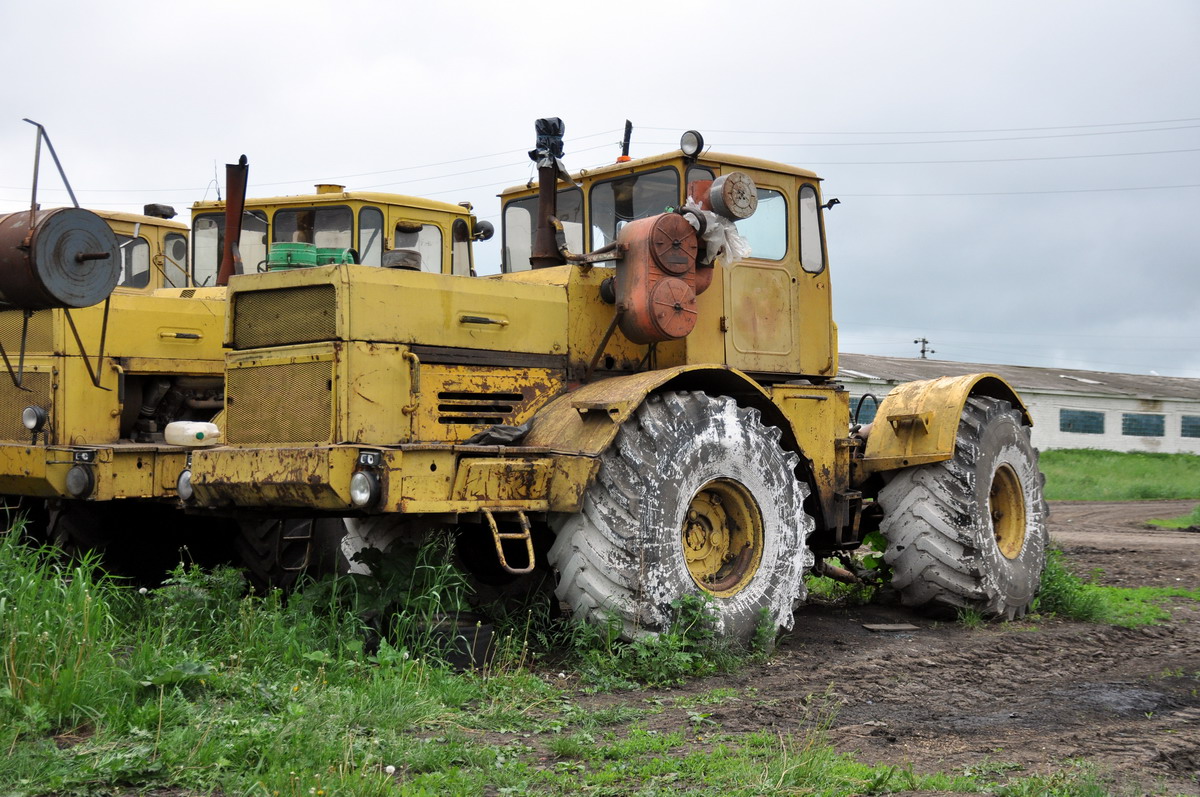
837 353 1200 402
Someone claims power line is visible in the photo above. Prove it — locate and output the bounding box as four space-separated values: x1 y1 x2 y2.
838 183 1200 197
0 130 623 195
796 147 1200 166
643 123 1200 148
843 321 1200 342
640 117 1200 135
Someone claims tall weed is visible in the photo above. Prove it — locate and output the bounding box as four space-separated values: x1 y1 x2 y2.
0 531 122 738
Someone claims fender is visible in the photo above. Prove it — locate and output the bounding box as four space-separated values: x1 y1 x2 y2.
525 365 810 512
859 373 1031 474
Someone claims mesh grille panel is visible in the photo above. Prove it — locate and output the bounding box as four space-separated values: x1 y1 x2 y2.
0 310 54 353
232 285 337 349
227 360 332 444
0 371 51 441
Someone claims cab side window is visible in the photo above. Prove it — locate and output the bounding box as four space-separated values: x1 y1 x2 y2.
392 223 443 273
451 219 472 276
359 207 384 266
162 233 189 287
117 235 150 288
733 188 787 261
798 184 826 274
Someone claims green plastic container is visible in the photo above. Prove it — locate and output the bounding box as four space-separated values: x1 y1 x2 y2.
316 247 357 265
267 242 318 270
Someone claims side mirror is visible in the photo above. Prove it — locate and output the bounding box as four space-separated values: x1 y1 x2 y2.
472 220 495 242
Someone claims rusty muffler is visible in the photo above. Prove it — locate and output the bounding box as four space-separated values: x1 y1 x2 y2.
0 207 119 309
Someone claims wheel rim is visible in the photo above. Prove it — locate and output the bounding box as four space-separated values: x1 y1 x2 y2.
681 479 764 596
989 463 1027 559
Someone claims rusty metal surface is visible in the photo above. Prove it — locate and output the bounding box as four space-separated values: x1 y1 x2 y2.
0 208 118 309
615 214 699 343
216 156 249 286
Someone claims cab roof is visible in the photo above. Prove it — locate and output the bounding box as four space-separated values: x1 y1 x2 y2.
192 190 472 216
499 149 820 197
89 208 189 230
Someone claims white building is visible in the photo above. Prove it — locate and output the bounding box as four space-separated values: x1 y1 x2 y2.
836 353 1200 455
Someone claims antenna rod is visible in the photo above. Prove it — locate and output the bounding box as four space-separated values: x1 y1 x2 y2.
23 119 79 209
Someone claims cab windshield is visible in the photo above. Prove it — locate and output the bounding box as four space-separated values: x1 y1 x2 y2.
589 168 680 249
192 211 268 287
502 188 582 273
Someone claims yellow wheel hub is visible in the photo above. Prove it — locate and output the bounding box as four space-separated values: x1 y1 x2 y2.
989 463 1027 559
681 479 763 597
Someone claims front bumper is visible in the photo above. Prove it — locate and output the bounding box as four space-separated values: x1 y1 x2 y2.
187 443 597 515
0 442 190 500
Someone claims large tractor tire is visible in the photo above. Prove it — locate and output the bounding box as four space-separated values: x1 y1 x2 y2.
50 500 237 584
549 391 814 643
235 517 350 590
2 495 51 544
877 396 1048 619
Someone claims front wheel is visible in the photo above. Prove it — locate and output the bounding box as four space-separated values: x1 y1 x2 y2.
877 396 1048 619
548 391 814 643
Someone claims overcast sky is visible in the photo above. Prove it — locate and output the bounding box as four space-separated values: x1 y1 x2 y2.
3 1 1197 377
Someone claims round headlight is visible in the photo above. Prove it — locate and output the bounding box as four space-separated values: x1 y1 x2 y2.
349 471 380 508
22 405 47 432
680 130 705 158
65 465 95 498
177 469 194 502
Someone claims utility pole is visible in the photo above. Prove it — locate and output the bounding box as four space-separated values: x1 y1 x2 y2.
913 337 935 359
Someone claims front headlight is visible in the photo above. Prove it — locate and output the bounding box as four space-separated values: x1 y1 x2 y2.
177 469 194 502
65 465 95 498
349 470 380 508
22 405 47 432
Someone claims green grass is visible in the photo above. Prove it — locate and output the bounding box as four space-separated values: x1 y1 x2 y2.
1148 502 1200 530
1035 548 1200 626
1039 449 1200 501
0 526 1122 796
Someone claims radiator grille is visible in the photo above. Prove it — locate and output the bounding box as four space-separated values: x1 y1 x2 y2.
0 371 51 441
0 310 54 353
226 360 332 444
437 390 523 427
232 285 337 349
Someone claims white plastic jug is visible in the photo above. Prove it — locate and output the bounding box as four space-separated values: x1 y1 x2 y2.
164 421 222 446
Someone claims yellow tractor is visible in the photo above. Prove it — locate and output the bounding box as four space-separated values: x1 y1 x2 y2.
179 118 1047 638
186 182 492 583
1 142 491 582
0 200 234 569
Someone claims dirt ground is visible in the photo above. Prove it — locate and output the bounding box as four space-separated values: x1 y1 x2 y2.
575 500 1200 795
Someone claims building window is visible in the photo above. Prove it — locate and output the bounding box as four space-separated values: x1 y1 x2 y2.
1059 409 1104 435
1182 416 1200 439
1122 413 1165 437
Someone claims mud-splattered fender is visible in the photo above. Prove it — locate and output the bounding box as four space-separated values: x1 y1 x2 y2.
859 373 1030 475
524 365 813 513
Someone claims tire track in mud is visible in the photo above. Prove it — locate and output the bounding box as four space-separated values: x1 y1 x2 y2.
575 501 1200 793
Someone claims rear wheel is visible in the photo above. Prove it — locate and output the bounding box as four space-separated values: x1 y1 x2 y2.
50 500 237 584
235 517 350 590
548 391 813 642
2 495 50 544
877 396 1048 619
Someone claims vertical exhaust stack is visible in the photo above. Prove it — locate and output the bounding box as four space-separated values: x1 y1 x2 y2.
216 155 249 287
529 118 569 269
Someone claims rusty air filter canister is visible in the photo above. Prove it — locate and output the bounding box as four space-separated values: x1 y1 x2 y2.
615 213 700 343
0 207 120 309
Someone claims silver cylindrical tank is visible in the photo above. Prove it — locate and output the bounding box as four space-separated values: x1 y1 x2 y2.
0 207 120 309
